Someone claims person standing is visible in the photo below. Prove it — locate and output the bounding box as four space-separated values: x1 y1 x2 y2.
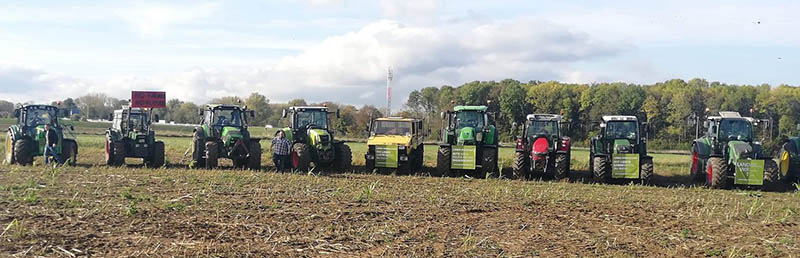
271 130 291 172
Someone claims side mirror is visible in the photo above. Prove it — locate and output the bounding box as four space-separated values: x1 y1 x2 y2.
107 113 113 121
70 125 75 131
703 121 710 129
281 109 287 118
153 114 160 123
512 122 518 129
600 123 606 128
336 109 340 118
13 109 19 118
249 110 255 118
198 108 204 116
440 111 445 120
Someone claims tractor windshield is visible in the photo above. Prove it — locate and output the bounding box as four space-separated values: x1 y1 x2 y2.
128 112 149 131
213 108 243 127
24 106 58 127
455 111 485 129
373 121 412 136
605 121 638 140
527 120 558 138
718 119 752 141
296 110 328 129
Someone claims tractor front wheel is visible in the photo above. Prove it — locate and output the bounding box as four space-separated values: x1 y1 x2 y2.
708 157 729 189
436 146 452 177
247 140 262 170
554 153 569 181
148 141 165 168
62 139 78 166
481 148 498 178
204 141 218 169
641 157 654 185
13 138 33 165
592 156 610 183
190 133 206 168
110 141 126 166
763 159 782 191
291 143 311 172
512 151 529 179
413 144 425 171
334 143 352 171
778 143 798 183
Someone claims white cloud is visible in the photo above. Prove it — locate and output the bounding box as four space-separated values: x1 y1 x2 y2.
117 2 220 36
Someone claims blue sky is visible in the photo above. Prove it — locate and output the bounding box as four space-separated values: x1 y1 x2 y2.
1 0 798 108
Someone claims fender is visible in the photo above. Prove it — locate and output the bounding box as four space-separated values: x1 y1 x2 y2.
557 137 571 154
193 126 206 139
692 139 712 159
63 138 78 156
7 125 22 141
439 143 452 147
786 137 800 158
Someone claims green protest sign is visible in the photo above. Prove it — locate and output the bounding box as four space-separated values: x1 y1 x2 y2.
612 154 640 179
451 145 477 170
734 159 764 185
375 145 398 168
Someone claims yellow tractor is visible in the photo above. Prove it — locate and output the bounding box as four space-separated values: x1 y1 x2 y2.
364 117 428 174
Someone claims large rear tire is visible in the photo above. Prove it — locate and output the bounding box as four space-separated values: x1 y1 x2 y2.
191 133 206 168
111 141 126 166
592 156 610 183
204 141 218 169
763 159 782 191
247 140 262 170
512 151 529 179
62 139 78 166
482 148 498 178
413 144 425 171
148 141 165 168
291 143 311 172
436 146 451 177
708 157 729 189
554 153 568 180
334 143 352 171
640 157 653 185
5 133 14 164
778 142 797 183
13 138 33 165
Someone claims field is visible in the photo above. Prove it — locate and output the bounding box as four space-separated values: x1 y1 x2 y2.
1 123 799 256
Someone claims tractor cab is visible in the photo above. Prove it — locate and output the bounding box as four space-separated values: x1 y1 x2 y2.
512 114 572 180
279 106 351 171
204 105 251 129
437 105 499 177
519 114 565 154
590 115 653 184
442 105 494 145
190 103 260 170
18 105 61 128
111 108 155 134
599 116 642 154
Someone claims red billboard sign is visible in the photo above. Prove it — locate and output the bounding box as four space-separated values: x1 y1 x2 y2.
131 91 166 108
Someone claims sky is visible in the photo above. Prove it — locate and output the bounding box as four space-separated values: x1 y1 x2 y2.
1 0 798 110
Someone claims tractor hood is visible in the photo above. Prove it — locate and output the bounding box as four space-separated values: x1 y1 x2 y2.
457 127 475 145
613 139 633 154
367 135 411 147
221 126 244 145
727 140 754 161
532 137 550 154
307 128 332 147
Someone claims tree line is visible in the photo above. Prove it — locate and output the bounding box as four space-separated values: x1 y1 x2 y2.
2 78 799 150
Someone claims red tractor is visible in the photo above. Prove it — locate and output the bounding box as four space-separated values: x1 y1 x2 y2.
512 114 571 180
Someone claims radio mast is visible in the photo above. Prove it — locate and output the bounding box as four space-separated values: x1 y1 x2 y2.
386 67 393 116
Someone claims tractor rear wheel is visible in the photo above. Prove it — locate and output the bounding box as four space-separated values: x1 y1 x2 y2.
365 148 376 172
5 133 14 164
247 140 262 170
291 143 311 172
482 148 498 178
763 159 781 191
708 157 729 189
62 139 78 166
334 143 352 171
592 156 610 183
436 146 451 177
641 157 654 185
690 149 705 183
413 144 425 170
13 138 33 165
512 151 529 179
148 141 165 168
204 141 218 169
554 153 568 180
190 133 206 168
111 141 126 166
778 143 797 183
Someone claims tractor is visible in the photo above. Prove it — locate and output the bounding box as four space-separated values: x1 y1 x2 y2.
190 104 261 170
5 104 78 166
777 133 800 184
689 111 780 190
364 117 427 173
436 105 499 178
280 106 352 171
104 107 165 167
512 114 571 180
589 115 653 184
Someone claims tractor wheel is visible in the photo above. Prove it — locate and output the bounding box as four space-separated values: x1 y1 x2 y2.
247 140 262 170
111 141 126 166
104 139 113 166
204 141 218 169
5 133 15 165
512 151 529 179
641 157 654 185
482 148 498 178
690 149 705 183
436 146 452 177
13 138 33 165
708 157 729 189
554 153 568 180
778 143 798 183
365 148 376 172
190 133 206 168
763 159 781 191
291 143 311 172
592 156 611 183
148 141 165 168
334 143 352 171
413 144 425 170
62 139 78 166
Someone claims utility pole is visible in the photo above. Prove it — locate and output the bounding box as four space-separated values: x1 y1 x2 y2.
386 67 393 116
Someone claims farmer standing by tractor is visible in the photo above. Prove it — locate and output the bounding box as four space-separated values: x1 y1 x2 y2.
272 130 291 172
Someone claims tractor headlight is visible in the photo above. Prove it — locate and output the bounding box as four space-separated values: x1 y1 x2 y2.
476 132 483 142
138 139 146 143
399 155 408 161
398 145 406 150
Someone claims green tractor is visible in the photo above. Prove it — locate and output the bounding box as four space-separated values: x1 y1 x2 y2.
190 104 262 170
436 105 499 177
689 111 780 190
280 106 352 171
777 133 800 184
5 104 78 166
104 107 164 167
589 115 653 184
